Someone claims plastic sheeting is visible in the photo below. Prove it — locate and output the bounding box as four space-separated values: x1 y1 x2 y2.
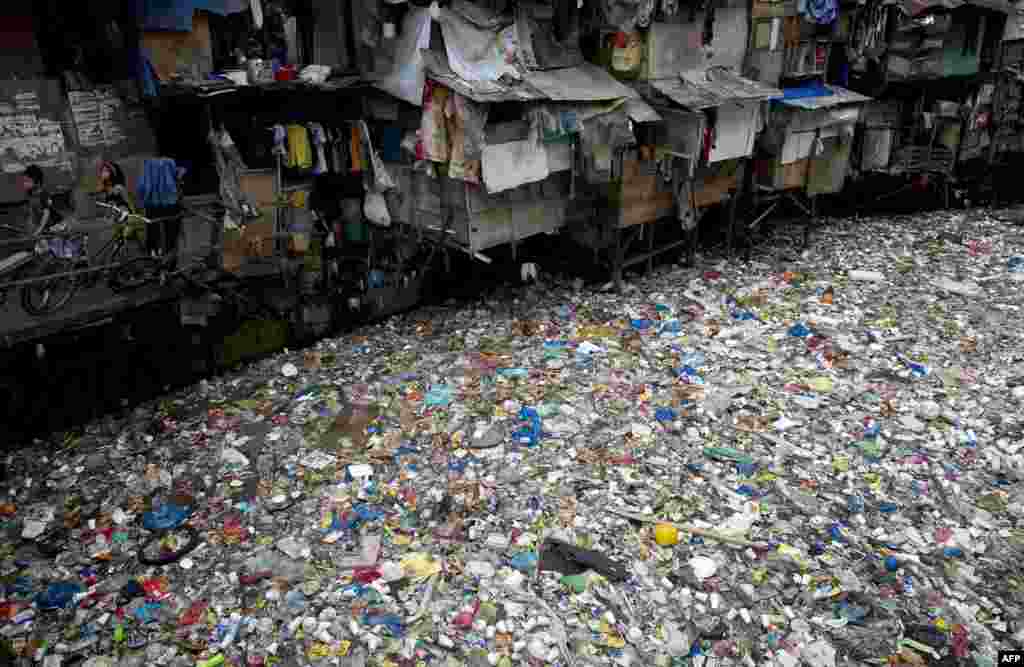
208 128 250 217
135 0 248 31
709 104 762 163
374 7 433 107
436 6 520 84
482 130 551 194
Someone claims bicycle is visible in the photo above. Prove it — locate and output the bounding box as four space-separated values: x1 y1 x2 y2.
68 199 168 289
3 199 167 316
0 199 79 316
19 202 188 317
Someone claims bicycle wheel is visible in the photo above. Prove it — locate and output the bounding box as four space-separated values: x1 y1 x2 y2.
0 224 26 239
21 257 79 316
111 256 161 291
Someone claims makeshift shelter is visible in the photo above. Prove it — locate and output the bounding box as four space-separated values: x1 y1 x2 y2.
643 67 781 258
750 83 871 245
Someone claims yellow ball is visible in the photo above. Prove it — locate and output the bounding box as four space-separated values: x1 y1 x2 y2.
654 523 679 547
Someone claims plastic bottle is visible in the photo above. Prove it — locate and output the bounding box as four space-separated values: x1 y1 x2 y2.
848 270 884 282
654 523 680 546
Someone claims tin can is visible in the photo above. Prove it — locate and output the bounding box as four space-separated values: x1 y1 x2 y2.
246 58 264 84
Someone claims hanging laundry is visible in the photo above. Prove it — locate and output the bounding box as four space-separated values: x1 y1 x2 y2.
138 53 160 97
798 0 837 25
636 0 656 28
447 93 489 185
137 158 180 209
350 125 365 173
286 124 313 170
329 125 348 174
380 127 403 163
533 106 580 144
415 82 489 184
420 81 451 163
358 120 396 193
251 0 264 29
310 123 329 175
208 128 250 217
271 124 287 160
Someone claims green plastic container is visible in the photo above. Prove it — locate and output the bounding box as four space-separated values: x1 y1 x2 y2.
344 220 368 243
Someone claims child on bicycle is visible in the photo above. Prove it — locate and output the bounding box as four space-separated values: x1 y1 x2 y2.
97 160 146 247
20 165 64 235
98 160 133 211
19 164 78 260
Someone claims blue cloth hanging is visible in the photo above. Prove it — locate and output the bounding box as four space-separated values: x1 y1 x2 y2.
138 159 180 209
797 0 837 25
138 53 160 98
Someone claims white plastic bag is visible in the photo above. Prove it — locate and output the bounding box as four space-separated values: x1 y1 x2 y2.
364 191 391 227
376 7 433 107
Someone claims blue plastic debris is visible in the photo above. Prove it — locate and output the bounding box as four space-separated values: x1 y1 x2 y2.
512 407 544 447
509 552 538 572
680 351 705 368
363 613 405 637
788 322 811 338
676 366 705 384
425 384 454 407
736 462 758 478
897 354 930 378
655 407 677 422
36 582 83 610
659 320 684 336
142 503 191 531
132 601 163 624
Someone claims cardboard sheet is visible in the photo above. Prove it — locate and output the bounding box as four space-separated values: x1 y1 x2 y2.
482 139 550 194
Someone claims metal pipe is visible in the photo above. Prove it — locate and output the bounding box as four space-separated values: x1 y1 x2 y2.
0 261 126 290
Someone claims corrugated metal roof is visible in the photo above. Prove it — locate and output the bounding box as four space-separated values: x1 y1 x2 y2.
649 68 782 110
523 63 640 102
420 50 547 103
904 0 1011 14
624 98 663 123
421 50 644 106
775 85 872 110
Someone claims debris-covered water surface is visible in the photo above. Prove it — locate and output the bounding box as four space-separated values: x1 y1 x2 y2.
4 208 1024 667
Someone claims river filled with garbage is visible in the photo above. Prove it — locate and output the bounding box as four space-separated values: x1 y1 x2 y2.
3 207 1024 667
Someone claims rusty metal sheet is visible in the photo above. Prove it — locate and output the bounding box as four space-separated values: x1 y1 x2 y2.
523 63 639 102
624 97 663 123
421 50 547 103
649 68 781 110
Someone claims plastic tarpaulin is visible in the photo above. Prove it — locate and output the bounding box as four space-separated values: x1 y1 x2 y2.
374 7 433 107
482 132 550 194
135 0 248 31
436 6 520 84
